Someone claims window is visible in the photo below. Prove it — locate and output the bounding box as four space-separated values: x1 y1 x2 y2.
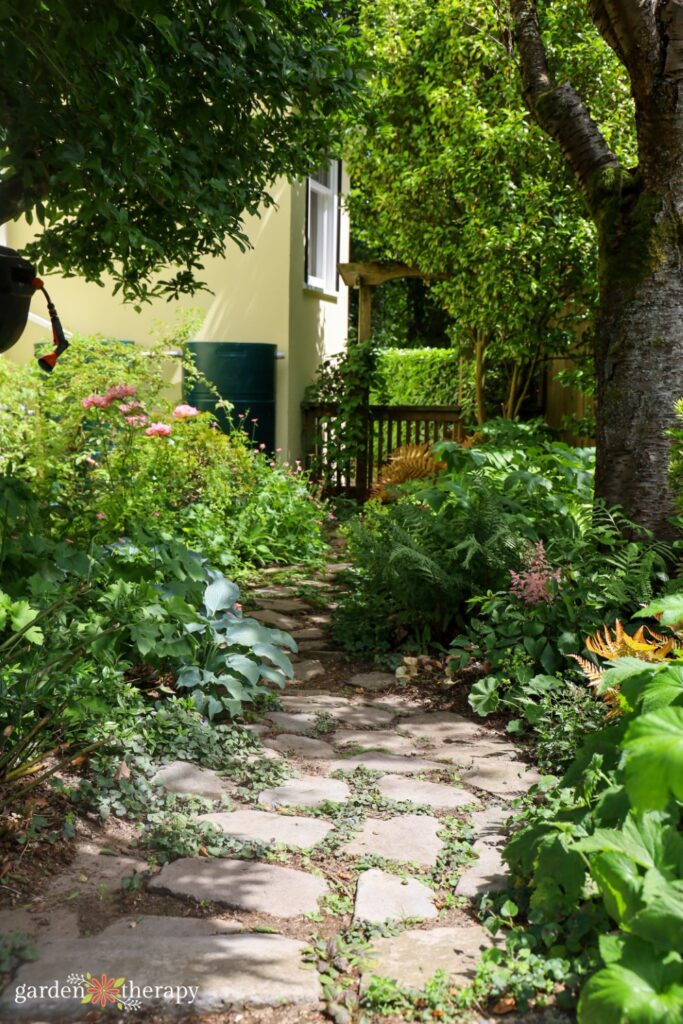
305 160 340 293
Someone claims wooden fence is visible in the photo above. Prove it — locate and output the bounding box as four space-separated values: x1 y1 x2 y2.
301 402 465 498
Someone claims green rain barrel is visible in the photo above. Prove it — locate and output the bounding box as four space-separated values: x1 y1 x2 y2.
184 342 277 451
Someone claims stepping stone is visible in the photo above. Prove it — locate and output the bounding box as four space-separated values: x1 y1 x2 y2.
259 775 350 808
250 609 300 630
469 805 511 845
280 692 349 710
1 918 321 1016
332 730 416 755
265 734 336 759
376 775 479 810
456 841 508 896
342 814 443 866
325 561 353 573
370 695 423 713
293 578 332 589
149 859 327 917
46 843 146 899
361 924 496 990
199 809 332 849
291 626 325 640
241 723 270 738
328 753 441 775
266 711 317 734
253 584 296 597
461 759 541 796
349 671 395 691
433 741 519 765
397 712 483 744
296 640 335 653
291 659 325 682
150 760 233 799
329 705 396 729
353 868 437 924
255 598 309 613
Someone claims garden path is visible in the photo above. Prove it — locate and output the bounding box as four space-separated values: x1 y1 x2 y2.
0 547 568 1024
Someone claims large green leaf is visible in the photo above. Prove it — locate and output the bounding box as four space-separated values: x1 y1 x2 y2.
623 708 683 811
203 576 240 616
578 959 683 1024
573 812 683 876
590 851 642 926
630 871 683 952
468 676 500 716
636 595 683 627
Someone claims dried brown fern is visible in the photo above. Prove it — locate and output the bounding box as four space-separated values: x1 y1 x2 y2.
572 619 678 717
371 443 444 501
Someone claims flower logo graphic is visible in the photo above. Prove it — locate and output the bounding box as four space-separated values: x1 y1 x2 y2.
83 974 125 1007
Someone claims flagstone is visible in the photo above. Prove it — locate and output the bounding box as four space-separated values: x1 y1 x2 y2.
291 626 326 640
280 692 350 710
150 760 233 799
328 705 396 729
375 775 479 810
266 711 318 734
332 730 416 755
397 712 484 744
433 742 519 764
259 775 350 808
349 671 396 691
461 759 541 796
468 805 512 844
250 609 300 630
149 858 327 917
254 598 310 613
1 918 321 1017
343 814 443 866
353 868 437 924
328 753 441 775
456 841 509 896
361 924 496 990
290 659 326 682
198 809 332 848
265 733 336 758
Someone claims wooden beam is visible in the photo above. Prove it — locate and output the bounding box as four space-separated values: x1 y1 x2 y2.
358 284 373 343
337 260 446 289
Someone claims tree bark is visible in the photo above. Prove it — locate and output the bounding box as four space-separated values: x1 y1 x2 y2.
509 0 683 538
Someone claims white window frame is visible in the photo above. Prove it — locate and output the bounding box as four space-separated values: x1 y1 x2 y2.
305 160 340 294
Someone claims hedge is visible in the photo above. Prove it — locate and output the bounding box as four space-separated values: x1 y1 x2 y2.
371 348 460 406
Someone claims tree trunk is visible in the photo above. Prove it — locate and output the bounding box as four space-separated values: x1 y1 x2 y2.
593 178 683 538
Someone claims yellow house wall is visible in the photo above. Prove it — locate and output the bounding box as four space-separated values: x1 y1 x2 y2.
2 179 329 456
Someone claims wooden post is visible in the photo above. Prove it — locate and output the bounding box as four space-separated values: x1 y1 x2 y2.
355 283 372 497
358 284 373 343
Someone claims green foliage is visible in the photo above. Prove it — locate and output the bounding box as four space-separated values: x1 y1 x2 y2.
1 0 360 300
371 349 461 406
503 594 683 1024
345 0 634 417
0 332 325 569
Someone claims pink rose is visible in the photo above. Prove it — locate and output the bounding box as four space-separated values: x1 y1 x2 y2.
125 415 148 427
96 512 106 520
119 401 143 414
145 422 172 437
82 394 110 409
172 404 199 420
106 384 137 401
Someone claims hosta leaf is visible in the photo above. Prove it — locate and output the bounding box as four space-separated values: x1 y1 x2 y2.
203 576 240 616
222 654 261 686
253 642 294 677
225 620 274 647
623 708 683 811
258 664 287 687
176 665 201 689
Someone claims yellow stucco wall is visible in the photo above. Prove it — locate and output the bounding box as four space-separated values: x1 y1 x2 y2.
3 174 349 457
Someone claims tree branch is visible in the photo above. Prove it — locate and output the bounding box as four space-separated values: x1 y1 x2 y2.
510 0 621 205
591 0 659 87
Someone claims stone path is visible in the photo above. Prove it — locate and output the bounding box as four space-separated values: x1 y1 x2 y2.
0 550 548 1023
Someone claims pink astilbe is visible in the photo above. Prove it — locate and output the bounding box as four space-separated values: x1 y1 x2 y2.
145 422 172 437
509 541 561 605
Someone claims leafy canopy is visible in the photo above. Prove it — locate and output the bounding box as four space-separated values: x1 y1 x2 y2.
0 0 360 301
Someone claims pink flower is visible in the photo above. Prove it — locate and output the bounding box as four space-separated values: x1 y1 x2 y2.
234 602 243 612
82 394 110 409
96 512 106 520
106 384 137 401
259 443 266 450
509 541 561 605
275 448 282 453
85 456 98 467
238 413 246 419
125 415 148 427
145 422 172 437
251 417 258 423
119 401 143 414
328 512 336 520
172 403 199 420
